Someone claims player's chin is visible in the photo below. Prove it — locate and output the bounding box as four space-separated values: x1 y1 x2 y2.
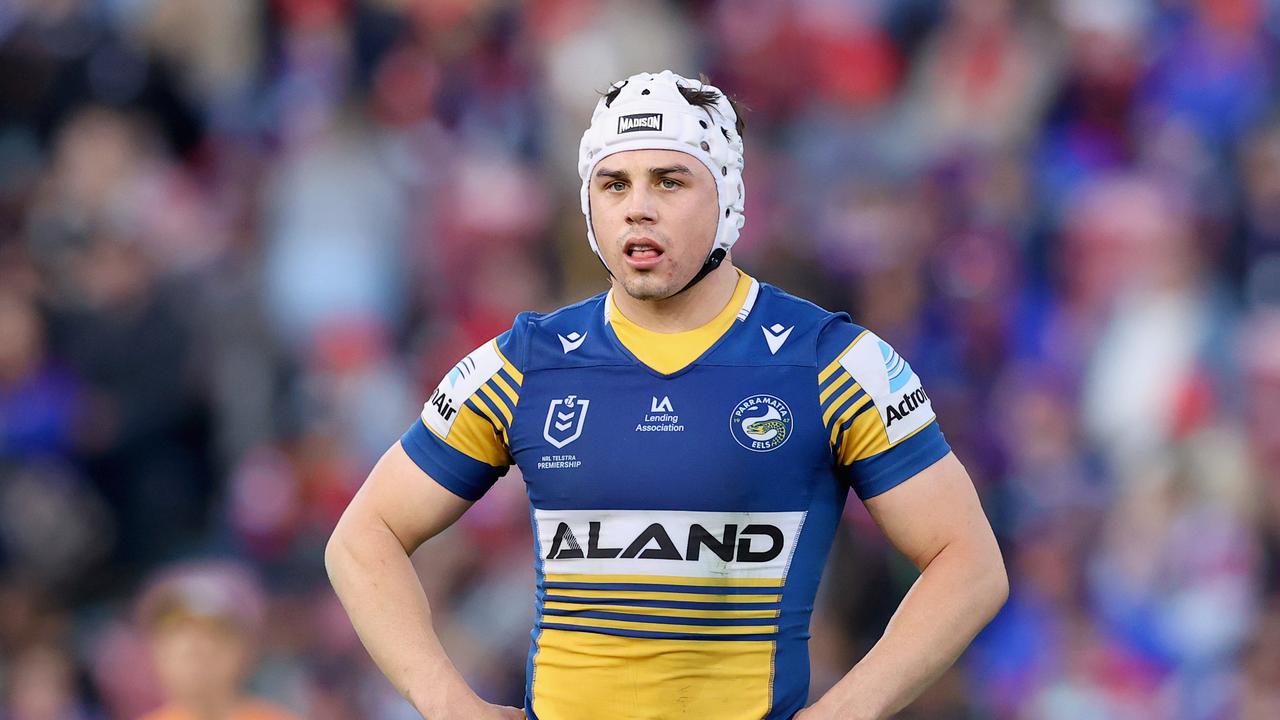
620 272 679 301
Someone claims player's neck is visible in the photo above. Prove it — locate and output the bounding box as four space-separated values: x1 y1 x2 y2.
611 261 740 333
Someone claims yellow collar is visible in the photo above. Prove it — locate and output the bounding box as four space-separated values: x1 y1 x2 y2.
607 269 756 375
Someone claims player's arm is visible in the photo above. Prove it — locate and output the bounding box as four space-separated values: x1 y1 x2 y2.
800 452 1007 720
328 332 526 719
805 324 1006 719
325 443 522 720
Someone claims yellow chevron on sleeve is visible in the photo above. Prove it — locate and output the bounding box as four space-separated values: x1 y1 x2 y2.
491 373 520 406
822 382 862 427
479 382 513 426
426 404 510 466
495 343 523 385
818 329 867 383
467 393 504 431
836 407 939 465
819 371 851 405
829 394 874 448
835 409 891 465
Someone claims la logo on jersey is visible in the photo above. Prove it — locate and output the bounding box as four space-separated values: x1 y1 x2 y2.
544 395 590 448
638 396 683 433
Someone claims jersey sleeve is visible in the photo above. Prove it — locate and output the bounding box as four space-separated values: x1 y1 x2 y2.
816 318 951 500
400 318 526 501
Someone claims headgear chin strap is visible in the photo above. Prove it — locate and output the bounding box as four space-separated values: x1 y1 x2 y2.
578 70 745 298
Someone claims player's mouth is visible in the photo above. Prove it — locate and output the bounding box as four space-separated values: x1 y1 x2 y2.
624 236 666 269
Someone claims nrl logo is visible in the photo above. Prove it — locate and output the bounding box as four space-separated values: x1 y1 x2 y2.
544 395 590 449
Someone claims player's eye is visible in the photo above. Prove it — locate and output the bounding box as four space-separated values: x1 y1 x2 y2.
607 181 626 192
659 178 680 189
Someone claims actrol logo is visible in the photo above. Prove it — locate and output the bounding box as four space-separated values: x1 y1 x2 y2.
878 339 914 393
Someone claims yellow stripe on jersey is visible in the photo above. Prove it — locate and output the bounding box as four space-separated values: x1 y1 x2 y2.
546 588 782 604
495 347 523 385
822 382 863 427
466 394 504 432
818 330 867 383
541 614 777 636
834 399 938 466
478 382 513 427
833 408 888 465
531 629 774 720
543 602 780 619
544 573 784 588
829 393 874 448
818 370 852 405
490 373 519 407
423 405 510 466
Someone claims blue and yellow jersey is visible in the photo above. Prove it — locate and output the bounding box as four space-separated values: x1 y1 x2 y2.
401 269 950 720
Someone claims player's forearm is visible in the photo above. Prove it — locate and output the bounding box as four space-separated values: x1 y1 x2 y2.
814 539 1008 720
325 519 482 718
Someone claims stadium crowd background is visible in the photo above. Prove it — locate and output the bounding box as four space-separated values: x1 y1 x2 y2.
1 0 1280 718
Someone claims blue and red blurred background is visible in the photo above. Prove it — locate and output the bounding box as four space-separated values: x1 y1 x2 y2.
2 0 1280 718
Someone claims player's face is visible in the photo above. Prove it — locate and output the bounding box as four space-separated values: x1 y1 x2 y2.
589 149 720 300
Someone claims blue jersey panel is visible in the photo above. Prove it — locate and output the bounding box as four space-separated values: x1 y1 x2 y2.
507 284 858 718
400 421 506 501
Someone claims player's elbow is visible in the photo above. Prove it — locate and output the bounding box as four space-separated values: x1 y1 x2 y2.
324 519 353 588
977 542 1009 621
324 509 369 590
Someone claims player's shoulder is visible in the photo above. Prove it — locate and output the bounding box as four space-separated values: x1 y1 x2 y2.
487 292 605 367
768 282 919 396
752 280 867 357
511 291 621 370
691 277 842 367
755 280 848 327
515 291 608 332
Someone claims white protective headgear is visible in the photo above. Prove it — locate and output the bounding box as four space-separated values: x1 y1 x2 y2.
578 70 745 285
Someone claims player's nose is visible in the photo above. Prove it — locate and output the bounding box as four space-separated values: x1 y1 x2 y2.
625 184 657 225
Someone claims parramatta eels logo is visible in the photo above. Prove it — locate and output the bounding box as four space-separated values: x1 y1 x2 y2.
730 394 793 452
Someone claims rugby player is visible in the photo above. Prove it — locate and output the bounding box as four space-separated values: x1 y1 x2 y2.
327 70 1007 720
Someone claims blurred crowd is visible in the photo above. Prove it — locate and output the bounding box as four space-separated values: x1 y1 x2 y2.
1 0 1279 718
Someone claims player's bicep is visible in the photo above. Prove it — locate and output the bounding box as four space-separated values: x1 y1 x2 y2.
863 452 993 571
342 441 474 554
